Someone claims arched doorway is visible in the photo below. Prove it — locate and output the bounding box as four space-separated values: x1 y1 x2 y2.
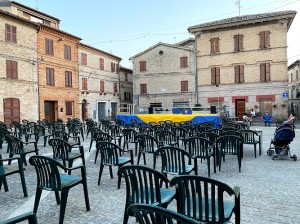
82 99 87 121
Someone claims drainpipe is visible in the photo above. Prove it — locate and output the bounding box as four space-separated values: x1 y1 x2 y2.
194 42 198 103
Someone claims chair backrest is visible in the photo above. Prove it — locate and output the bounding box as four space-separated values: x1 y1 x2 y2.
118 165 169 205
198 132 219 145
171 127 189 139
5 134 23 154
157 130 177 146
137 134 158 153
184 136 212 158
54 131 69 141
0 127 9 139
48 138 72 161
220 130 243 139
216 135 243 155
240 130 258 143
170 175 239 223
122 128 138 143
96 141 122 165
29 155 64 191
154 146 191 175
128 204 198 224
94 132 113 143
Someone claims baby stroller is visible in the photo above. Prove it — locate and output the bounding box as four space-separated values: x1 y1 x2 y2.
267 123 297 161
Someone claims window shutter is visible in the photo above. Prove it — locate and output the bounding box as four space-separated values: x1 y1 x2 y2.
5 24 11 42
100 80 104 92
260 63 265 81
185 81 188 91
210 38 214 53
259 31 265 48
265 31 270 48
215 38 220 53
240 65 244 83
51 69 54 85
111 62 114 72
82 78 87 90
64 45 67 59
12 25 17 43
216 67 220 84
211 67 216 85
114 82 118 93
239 35 243 50
266 63 270 81
12 61 18 79
49 39 53 55
234 35 238 52
100 58 104 70
6 60 11 78
235 65 239 83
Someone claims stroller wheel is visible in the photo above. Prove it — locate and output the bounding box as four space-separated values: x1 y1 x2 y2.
293 155 297 161
267 149 272 156
271 152 275 160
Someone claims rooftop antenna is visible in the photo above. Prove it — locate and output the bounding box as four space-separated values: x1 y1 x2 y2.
236 0 241 16
36 0 39 10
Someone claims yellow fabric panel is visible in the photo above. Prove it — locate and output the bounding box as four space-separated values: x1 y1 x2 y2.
136 114 199 123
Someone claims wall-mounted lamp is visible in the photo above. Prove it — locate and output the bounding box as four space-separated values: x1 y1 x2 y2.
58 37 64 41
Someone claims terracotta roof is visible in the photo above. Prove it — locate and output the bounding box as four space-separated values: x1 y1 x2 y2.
188 10 296 32
79 43 122 61
129 41 193 59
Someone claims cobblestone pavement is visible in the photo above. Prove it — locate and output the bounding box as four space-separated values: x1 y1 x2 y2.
1 125 300 224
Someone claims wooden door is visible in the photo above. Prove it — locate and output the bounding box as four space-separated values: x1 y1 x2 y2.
98 102 106 120
235 100 245 121
82 101 87 121
111 102 117 120
3 98 20 125
44 101 56 122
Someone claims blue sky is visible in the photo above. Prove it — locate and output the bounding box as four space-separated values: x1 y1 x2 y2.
15 0 300 68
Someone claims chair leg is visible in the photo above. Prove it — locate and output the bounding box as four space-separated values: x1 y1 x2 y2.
193 158 198 176
254 145 257 158
142 153 146 165
98 164 104 185
89 140 94 152
0 176 9 192
123 207 129 224
19 169 28 197
33 188 43 213
207 158 210 178
137 152 141 165
21 154 27 166
94 148 99 164
82 180 90 211
55 191 60 204
109 166 113 178
59 189 69 224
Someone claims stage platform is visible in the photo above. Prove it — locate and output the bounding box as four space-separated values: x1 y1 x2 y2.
116 114 220 125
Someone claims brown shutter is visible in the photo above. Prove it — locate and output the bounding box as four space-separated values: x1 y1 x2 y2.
12 61 18 79
210 38 214 53
5 24 10 42
259 31 265 48
239 35 244 50
6 60 11 78
12 25 17 43
216 67 220 84
51 69 54 85
234 35 238 52
111 62 114 72
49 39 53 55
185 81 188 91
215 38 220 53
240 65 244 83
235 65 239 83
117 64 120 73
100 80 104 92
265 31 270 48
4 98 20 125
181 81 184 91
260 63 265 81
266 63 270 81
211 67 216 85
65 72 68 86
114 82 118 93
100 58 104 70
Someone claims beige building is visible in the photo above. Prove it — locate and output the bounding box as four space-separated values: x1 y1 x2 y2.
119 66 133 113
0 9 38 124
288 59 300 116
130 40 196 113
188 11 296 119
78 43 121 121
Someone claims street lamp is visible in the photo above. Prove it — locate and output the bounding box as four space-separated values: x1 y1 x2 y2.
216 84 220 113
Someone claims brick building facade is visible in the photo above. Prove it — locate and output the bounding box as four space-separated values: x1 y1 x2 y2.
119 66 133 113
189 11 296 119
288 59 300 116
130 41 196 112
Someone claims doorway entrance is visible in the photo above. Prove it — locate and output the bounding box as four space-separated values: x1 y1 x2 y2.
98 101 107 121
3 98 20 125
235 99 245 121
44 101 57 122
111 102 117 120
82 99 87 121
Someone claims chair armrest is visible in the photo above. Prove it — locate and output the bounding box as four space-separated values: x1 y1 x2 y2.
233 186 240 198
1 212 37 224
66 165 85 171
0 157 21 163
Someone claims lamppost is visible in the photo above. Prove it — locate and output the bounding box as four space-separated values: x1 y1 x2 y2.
216 84 220 113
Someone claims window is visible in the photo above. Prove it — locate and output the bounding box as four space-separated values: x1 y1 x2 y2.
234 65 244 83
46 68 55 85
6 60 18 79
100 58 104 70
113 82 118 94
140 84 147 94
296 70 299 80
180 57 188 68
81 53 87 65
125 73 128 81
82 77 87 90
259 31 270 49
65 71 72 87
64 44 71 60
100 80 105 92
45 38 54 55
211 67 220 85
140 61 146 72
260 63 271 82
290 73 293 82
5 24 17 43
66 101 73 115
234 34 243 52
210 37 220 54
181 80 188 92
124 92 131 101
111 62 118 73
